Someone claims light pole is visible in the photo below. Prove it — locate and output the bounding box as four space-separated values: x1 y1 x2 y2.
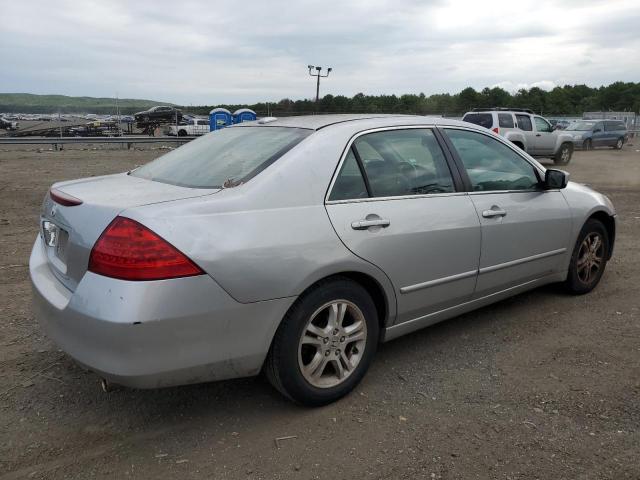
308 65 332 103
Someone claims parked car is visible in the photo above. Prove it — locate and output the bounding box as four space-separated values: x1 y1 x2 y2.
30 115 616 405
0 116 19 130
134 106 182 125
462 108 574 165
550 119 570 130
564 120 628 150
168 118 210 136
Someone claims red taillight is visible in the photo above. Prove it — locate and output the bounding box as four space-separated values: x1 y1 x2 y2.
50 188 82 206
88 217 204 281
492 127 500 135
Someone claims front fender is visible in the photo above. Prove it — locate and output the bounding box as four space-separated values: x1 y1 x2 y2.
561 182 616 269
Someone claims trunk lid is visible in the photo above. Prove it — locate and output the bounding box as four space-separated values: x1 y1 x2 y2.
40 173 218 291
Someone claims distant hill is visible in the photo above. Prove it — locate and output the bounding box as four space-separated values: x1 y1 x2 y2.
0 93 173 114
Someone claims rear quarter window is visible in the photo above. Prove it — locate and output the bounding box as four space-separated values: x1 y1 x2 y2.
605 121 626 131
462 113 493 129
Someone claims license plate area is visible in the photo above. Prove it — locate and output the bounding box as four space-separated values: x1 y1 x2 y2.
43 220 69 265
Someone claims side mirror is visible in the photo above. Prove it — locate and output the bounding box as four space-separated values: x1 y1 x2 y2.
593 128 601 133
544 169 569 189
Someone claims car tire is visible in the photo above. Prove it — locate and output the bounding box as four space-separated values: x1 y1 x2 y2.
554 142 573 165
583 138 592 150
264 277 379 406
178 130 187 137
614 138 624 150
564 219 609 295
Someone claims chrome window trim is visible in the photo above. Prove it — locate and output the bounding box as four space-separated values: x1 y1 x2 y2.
324 124 462 204
327 191 467 205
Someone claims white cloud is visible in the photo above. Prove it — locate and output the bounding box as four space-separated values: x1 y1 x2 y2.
0 0 638 104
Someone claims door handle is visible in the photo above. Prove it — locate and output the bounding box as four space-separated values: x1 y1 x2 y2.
351 219 391 230
482 208 507 218
535 133 542 137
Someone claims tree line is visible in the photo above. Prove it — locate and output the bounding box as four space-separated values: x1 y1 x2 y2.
189 81 640 117
2 81 638 116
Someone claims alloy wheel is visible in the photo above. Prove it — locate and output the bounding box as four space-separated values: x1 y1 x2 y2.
298 300 367 388
576 232 604 284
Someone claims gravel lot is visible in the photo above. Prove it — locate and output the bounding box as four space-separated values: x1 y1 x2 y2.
0 144 639 479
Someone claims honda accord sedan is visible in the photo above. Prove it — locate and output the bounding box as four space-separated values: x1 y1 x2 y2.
30 114 616 405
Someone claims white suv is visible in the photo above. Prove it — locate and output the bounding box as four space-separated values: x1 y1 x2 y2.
462 108 574 165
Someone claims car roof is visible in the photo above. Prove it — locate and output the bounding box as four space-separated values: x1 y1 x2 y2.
236 114 473 131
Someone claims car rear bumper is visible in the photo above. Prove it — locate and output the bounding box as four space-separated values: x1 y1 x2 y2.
29 235 295 388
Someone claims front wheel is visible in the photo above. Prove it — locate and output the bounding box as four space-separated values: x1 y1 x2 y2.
265 277 379 406
554 142 573 165
564 219 609 295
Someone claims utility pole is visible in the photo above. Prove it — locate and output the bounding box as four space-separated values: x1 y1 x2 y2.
308 65 332 103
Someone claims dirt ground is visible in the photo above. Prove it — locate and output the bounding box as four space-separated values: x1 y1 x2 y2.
0 143 639 479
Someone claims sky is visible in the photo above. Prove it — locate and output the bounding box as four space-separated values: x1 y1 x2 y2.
1 0 639 105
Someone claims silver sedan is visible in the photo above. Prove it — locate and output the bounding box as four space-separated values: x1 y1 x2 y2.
30 115 616 405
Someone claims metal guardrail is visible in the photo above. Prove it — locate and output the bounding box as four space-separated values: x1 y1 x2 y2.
0 135 197 145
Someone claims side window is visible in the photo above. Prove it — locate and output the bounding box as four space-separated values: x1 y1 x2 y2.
328 148 368 201
462 113 494 129
498 113 514 128
515 114 532 131
354 129 455 197
534 117 552 132
594 122 604 132
605 121 625 131
445 129 540 192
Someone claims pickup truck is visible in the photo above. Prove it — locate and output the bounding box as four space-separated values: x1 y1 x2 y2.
168 118 210 136
462 108 574 165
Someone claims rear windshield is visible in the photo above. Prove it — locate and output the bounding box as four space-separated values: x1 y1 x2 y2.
131 126 311 188
462 113 493 129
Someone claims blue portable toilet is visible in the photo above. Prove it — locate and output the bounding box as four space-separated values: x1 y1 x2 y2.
232 108 257 124
209 108 232 131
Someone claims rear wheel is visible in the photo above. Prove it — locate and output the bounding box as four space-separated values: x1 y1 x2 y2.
614 137 624 150
564 219 609 294
265 277 379 406
583 138 592 150
554 142 573 165
178 129 187 136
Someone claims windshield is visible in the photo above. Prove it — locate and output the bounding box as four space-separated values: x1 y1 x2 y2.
567 121 596 131
131 126 312 188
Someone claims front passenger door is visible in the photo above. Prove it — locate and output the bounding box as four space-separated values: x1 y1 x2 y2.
533 116 556 155
443 128 572 297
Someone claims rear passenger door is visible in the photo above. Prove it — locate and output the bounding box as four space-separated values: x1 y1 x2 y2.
497 113 517 136
325 128 481 325
441 128 572 297
603 121 622 146
515 114 535 151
